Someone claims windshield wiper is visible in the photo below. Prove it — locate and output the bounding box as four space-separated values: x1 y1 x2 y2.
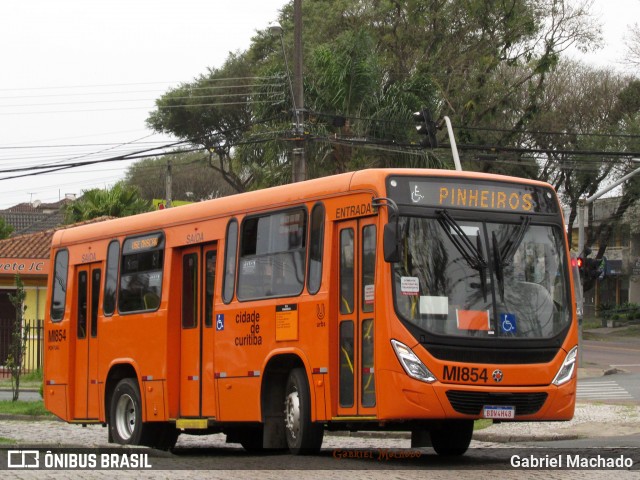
437 209 487 301
493 215 531 301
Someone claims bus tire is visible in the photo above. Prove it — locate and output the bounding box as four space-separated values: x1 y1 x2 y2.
430 420 473 456
109 378 148 445
283 368 323 455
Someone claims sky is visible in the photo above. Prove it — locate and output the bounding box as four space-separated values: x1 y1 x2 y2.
0 0 638 210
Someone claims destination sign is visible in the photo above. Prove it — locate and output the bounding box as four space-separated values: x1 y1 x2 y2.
387 177 558 214
123 233 164 254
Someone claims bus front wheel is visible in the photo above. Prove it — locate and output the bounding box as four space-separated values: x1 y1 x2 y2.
109 378 147 445
283 368 323 454
430 420 474 456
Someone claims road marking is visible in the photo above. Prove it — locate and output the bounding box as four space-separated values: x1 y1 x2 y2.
577 380 633 400
610 364 640 367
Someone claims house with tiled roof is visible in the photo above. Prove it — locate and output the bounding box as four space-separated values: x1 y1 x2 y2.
0 198 73 236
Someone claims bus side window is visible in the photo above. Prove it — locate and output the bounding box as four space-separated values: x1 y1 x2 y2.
223 219 238 304
237 209 307 300
118 233 164 313
50 250 69 322
103 240 119 316
307 203 325 295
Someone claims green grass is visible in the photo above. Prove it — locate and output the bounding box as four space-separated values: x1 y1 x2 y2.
0 437 16 444
474 419 493 430
623 325 640 336
0 369 43 391
0 400 50 416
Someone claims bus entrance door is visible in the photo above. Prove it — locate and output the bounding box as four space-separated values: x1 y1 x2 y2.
336 218 378 418
179 243 218 419
73 263 101 420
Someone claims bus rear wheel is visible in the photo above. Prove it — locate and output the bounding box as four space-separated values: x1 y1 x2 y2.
109 378 148 446
430 420 474 456
283 368 323 454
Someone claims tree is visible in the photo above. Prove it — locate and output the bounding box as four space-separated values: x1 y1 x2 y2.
521 61 633 246
64 181 151 223
146 53 284 192
7 275 28 402
124 152 236 202
624 21 640 71
0 216 13 239
146 0 603 185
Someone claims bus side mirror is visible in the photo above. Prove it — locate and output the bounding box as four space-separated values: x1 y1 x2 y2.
372 197 401 263
383 222 400 263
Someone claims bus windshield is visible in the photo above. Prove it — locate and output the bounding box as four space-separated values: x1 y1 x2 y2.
392 214 570 339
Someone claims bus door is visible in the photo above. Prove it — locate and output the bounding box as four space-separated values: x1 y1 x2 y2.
73 263 101 420
180 243 218 418
336 217 378 417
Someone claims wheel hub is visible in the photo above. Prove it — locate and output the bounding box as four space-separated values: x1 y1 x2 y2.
284 389 301 440
115 393 136 441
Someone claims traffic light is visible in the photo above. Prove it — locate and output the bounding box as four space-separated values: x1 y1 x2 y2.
413 109 438 148
586 257 606 280
578 255 606 282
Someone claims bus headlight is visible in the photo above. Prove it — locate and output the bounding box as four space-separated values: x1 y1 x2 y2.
391 339 437 383
552 346 578 386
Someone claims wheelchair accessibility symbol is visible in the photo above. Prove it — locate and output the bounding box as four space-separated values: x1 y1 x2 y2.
500 313 516 334
216 314 225 331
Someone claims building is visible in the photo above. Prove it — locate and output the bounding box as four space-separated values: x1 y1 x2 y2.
574 196 640 317
0 229 52 369
0 197 74 237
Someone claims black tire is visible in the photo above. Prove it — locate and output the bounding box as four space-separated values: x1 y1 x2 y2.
283 368 324 455
109 378 148 445
430 420 474 456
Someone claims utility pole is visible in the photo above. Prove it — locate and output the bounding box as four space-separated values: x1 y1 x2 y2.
165 160 173 208
292 0 306 182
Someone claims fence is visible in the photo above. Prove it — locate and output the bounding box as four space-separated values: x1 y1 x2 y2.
0 319 43 378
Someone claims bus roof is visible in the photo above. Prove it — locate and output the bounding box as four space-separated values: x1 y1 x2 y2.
51 168 554 247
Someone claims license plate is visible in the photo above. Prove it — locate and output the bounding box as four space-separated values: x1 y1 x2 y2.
482 405 515 419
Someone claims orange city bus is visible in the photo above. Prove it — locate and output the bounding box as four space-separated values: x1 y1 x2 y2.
43 168 578 455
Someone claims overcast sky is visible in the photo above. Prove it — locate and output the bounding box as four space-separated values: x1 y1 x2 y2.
0 0 637 209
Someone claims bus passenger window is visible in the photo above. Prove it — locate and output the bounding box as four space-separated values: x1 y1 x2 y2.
223 219 238 304
50 250 69 322
237 209 307 300
307 203 325 295
118 233 164 313
103 240 119 316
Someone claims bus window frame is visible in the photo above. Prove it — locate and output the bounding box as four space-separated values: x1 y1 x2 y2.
117 231 165 315
307 202 325 295
222 218 239 304
50 249 69 323
103 240 120 317
237 206 308 302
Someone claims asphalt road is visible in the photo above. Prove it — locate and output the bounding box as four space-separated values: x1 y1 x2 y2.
581 338 640 374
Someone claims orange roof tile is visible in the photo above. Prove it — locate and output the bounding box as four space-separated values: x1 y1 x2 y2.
0 217 114 259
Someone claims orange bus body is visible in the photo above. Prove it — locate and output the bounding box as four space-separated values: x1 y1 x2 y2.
43 168 578 454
